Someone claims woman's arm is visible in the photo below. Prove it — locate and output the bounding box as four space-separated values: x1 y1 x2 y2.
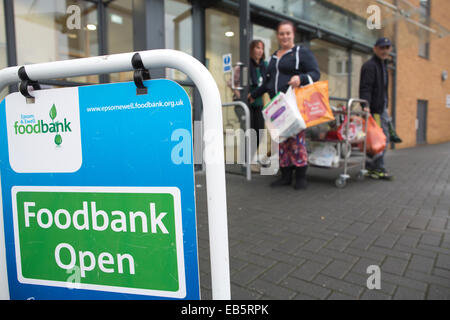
250 72 269 99
297 46 321 84
251 57 275 99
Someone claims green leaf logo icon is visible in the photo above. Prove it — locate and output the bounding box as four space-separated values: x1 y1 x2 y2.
49 104 57 121
54 134 62 146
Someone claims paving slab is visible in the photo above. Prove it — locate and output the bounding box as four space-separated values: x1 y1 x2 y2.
196 143 450 299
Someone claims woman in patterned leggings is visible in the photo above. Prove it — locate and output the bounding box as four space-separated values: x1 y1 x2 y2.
250 20 320 189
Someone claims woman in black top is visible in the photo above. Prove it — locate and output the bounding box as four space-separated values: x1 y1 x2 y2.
248 40 267 149
231 40 267 150
250 20 320 190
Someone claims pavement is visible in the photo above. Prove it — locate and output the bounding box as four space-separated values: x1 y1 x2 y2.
194 142 450 300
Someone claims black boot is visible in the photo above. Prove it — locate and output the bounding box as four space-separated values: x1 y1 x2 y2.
270 166 293 187
294 166 308 190
388 121 402 143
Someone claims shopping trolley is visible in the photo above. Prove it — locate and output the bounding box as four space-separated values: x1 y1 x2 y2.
306 98 370 188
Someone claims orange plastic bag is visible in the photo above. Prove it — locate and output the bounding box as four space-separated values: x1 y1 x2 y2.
294 79 334 128
365 114 386 156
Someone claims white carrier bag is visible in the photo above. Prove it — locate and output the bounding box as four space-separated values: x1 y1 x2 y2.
262 86 306 143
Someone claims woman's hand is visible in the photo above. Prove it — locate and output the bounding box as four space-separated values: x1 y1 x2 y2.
248 93 255 104
288 75 301 88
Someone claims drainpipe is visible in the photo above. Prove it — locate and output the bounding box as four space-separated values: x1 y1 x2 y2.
391 0 399 150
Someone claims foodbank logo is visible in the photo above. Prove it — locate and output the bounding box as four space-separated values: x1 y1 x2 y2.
14 104 71 146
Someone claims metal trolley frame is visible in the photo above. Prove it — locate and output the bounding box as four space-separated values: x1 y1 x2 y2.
306 98 370 188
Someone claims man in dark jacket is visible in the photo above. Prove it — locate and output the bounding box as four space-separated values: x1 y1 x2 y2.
359 37 395 180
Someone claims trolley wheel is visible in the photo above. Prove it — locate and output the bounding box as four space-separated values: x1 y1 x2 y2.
335 177 347 188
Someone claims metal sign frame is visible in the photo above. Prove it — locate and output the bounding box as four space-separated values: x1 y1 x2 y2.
222 101 251 181
0 49 230 300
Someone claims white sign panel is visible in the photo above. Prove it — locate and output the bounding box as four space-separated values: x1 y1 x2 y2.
5 87 82 173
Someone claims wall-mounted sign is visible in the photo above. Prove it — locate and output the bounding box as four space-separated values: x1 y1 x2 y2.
223 53 232 73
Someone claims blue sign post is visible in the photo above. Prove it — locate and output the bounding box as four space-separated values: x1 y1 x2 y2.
0 79 200 299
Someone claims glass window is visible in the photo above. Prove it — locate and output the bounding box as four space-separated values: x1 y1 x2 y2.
250 0 305 17
14 0 99 83
306 0 350 36
252 24 278 62
107 0 133 82
250 0 388 48
310 39 348 99
251 1 350 38
351 51 372 98
205 8 239 104
351 17 379 47
418 0 431 58
250 0 289 14
205 8 240 133
165 0 192 82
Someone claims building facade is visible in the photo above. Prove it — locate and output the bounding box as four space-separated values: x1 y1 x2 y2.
0 0 448 148
394 0 450 147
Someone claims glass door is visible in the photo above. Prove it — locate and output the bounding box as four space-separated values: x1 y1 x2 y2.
205 8 242 166
165 0 193 82
205 8 240 129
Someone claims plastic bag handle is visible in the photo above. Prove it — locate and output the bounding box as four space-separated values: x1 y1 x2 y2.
301 75 314 87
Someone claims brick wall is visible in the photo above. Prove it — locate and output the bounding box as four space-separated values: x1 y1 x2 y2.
395 0 450 148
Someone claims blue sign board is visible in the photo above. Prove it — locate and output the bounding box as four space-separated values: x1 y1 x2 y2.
223 54 232 73
0 79 200 299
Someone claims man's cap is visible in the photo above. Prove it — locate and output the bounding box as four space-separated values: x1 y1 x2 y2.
375 37 392 47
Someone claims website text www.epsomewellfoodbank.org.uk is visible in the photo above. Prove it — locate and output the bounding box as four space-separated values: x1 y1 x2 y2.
86 99 185 113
